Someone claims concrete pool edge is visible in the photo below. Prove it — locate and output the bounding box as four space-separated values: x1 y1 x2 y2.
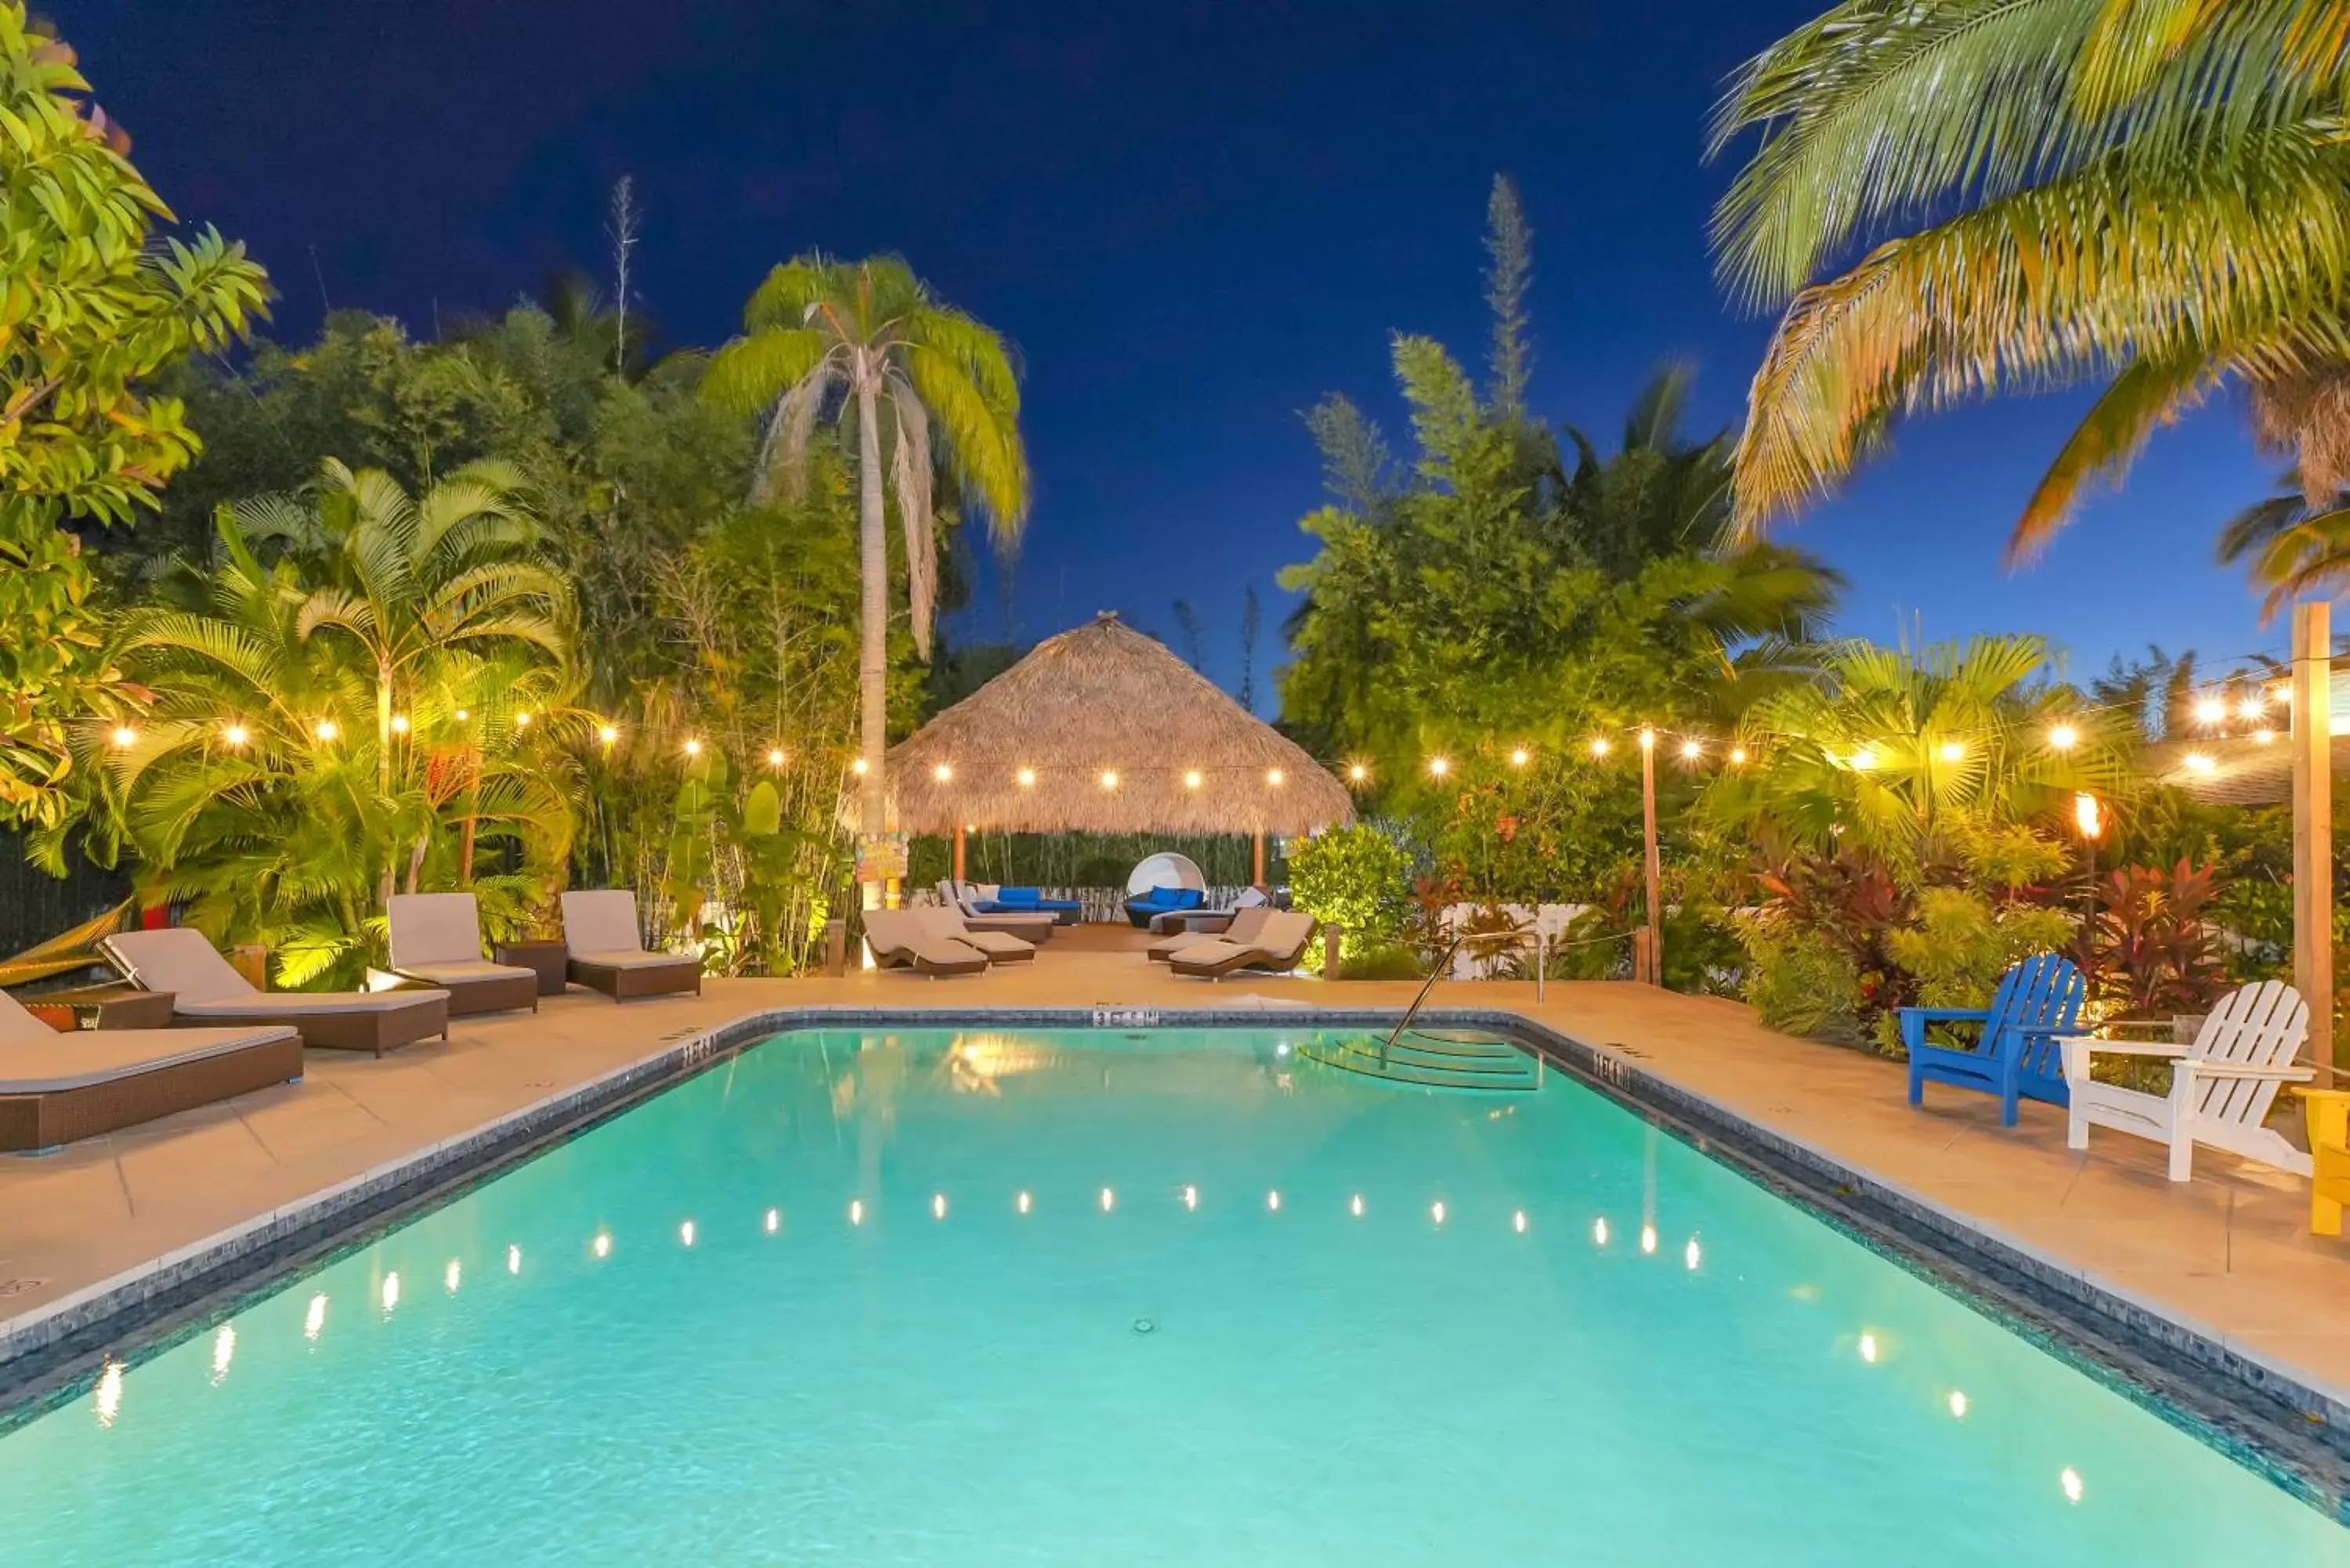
1 1002 2344 1517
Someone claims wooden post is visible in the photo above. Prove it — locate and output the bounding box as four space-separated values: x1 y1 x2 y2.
2294 600 2336 1077
952 826 967 883
1253 828 1267 888
1640 728 1662 986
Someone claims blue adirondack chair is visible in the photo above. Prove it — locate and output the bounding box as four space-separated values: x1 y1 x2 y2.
1901 953 2086 1128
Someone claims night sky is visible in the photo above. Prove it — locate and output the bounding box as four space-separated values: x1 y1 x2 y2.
67 0 2285 707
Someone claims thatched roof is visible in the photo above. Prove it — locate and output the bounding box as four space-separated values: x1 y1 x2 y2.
880 613 1355 836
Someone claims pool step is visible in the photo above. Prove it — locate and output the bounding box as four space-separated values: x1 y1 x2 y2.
1300 1032 1541 1093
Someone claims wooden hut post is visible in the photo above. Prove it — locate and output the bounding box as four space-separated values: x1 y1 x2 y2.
953 826 967 883
2293 599 2335 1075
1252 829 1266 889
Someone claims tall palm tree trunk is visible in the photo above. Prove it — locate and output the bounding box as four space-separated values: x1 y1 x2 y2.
855 377 889 907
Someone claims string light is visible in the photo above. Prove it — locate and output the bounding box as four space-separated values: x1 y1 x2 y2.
1183 769 1202 789
1100 769 1119 789
683 738 703 757
1428 756 1450 776
1637 727 1656 750
1848 746 1875 770
454 708 470 722
1017 767 1036 788
1727 746 1748 764
933 762 953 782
2254 728 2276 745
389 714 410 735
599 724 620 746
766 747 786 767
313 719 339 742
1936 740 1961 761
1589 737 1611 757
2237 694 2267 720
2047 723 2079 751
221 723 249 747
2193 695 2227 726
513 710 532 728
1347 761 1369 782
2184 752 2215 775
109 725 137 749
1509 747 1530 768
851 758 869 775
1679 739 1701 761
1266 767 1285 786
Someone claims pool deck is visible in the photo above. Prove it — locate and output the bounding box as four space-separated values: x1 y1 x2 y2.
5 924 2347 1414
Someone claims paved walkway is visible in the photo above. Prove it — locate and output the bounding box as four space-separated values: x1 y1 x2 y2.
3 924 2344 1404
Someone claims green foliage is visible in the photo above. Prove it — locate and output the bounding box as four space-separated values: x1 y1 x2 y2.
0 5 267 825
1289 823 1416 956
1281 334 1842 905
2072 860 2229 1017
1701 635 2134 871
1740 925 1862 1040
84 465 580 985
1885 887 2077 1028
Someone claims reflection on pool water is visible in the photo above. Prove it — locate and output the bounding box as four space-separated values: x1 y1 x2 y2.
3 1027 2345 1565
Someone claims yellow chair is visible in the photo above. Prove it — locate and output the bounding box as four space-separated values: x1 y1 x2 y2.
2304 1088 2350 1235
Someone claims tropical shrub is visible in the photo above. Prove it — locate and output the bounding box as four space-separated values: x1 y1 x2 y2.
1881 887 2077 1049
2073 861 2229 1017
1741 925 1862 1040
1288 822 1415 961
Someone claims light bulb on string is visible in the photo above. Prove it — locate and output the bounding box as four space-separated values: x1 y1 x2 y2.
314 718 339 742
1588 737 1611 758
389 714 410 735
766 747 786 768
2192 695 2226 727
1265 768 1284 786
1017 767 1036 788
1347 761 1369 783
1427 756 1450 777
1637 727 1656 751
1183 769 1202 789
851 757 869 775
1727 746 1748 765
1100 769 1119 789
682 738 703 757
513 710 532 729
598 724 620 748
933 763 953 783
1936 740 1961 761
1679 739 1701 761
109 725 137 750
221 722 250 748
2047 723 2079 751
1509 747 1529 768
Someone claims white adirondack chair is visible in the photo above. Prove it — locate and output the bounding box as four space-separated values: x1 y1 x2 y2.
2060 980 2313 1182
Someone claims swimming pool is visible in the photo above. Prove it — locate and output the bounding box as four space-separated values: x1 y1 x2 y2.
2 1024 2343 1564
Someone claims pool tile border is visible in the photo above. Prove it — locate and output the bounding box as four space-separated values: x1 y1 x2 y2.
2 1003 2346 1519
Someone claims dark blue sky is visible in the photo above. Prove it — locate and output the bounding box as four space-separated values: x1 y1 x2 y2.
70 0 2286 706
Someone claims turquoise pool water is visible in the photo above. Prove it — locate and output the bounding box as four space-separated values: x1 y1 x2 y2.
2 1026 2343 1564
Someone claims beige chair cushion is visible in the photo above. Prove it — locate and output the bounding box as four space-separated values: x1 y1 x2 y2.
392 958 537 985
386 893 488 969
914 909 1033 960
175 989 447 1018
570 949 696 971
0 1024 302 1094
99 929 258 1005
865 911 987 971
561 890 646 956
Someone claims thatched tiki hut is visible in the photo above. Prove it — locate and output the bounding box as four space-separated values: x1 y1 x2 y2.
884 612 1354 885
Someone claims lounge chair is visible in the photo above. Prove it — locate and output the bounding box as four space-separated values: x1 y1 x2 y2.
1900 953 2085 1127
98 929 450 1056
915 906 1036 965
0 988 306 1153
937 882 1058 941
385 893 541 1015
1148 905 1272 963
2062 980 2312 1182
559 891 704 1000
1168 912 1317 979
862 910 989 977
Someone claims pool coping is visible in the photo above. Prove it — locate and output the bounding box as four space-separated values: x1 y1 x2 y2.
2 1002 2346 1518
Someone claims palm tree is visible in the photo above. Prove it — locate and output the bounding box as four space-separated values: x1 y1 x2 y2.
2219 471 2350 620
700 255 1029 859
1701 635 2133 865
103 464 580 972
1709 1 2350 558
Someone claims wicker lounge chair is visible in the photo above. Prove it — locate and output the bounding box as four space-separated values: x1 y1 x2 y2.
99 929 450 1055
385 893 541 1015
1148 905 1273 963
0 989 306 1152
915 906 1036 964
1166 912 1317 979
863 911 989 977
559 891 703 1000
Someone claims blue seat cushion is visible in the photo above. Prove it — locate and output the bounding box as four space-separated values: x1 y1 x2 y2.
994 887 1042 908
